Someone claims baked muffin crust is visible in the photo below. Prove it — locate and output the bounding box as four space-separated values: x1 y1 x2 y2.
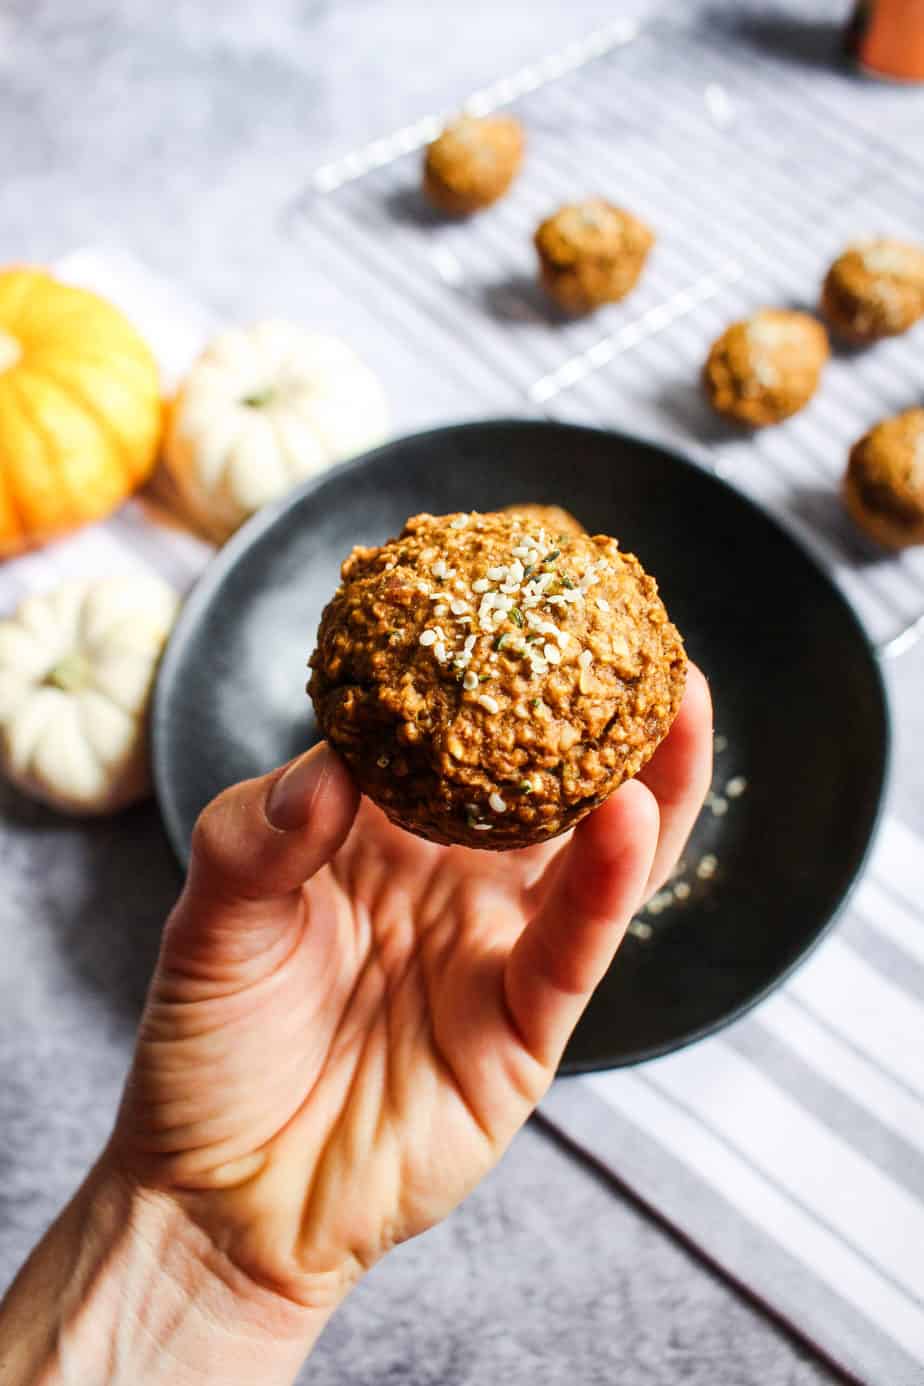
309 509 686 849
423 115 524 215
703 309 829 427
845 408 924 550
822 239 924 344
534 200 654 314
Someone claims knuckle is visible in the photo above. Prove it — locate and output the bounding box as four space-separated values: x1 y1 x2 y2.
190 792 233 875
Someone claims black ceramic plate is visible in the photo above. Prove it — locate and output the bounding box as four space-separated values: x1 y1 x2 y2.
153 420 889 1071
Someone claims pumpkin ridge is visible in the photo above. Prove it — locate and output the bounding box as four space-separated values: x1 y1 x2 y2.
6 370 81 540
0 376 31 547
17 281 124 338
23 360 145 487
31 342 157 387
0 268 52 335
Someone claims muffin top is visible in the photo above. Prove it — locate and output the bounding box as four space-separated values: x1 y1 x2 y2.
534 199 654 267
503 502 586 537
309 509 686 849
423 115 524 209
703 309 829 426
848 408 924 531
822 238 924 340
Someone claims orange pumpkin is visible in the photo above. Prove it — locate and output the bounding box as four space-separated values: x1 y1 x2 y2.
0 268 163 556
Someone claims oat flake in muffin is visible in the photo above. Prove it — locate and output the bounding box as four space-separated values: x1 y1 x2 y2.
308 509 686 849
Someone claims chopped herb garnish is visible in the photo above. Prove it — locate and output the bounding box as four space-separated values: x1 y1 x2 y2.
519 780 533 794
494 633 508 651
531 698 541 708
522 564 535 579
510 607 525 628
559 573 576 589
479 673 491 683
543 549 561 564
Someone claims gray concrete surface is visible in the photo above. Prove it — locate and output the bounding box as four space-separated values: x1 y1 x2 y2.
3 1 922 1381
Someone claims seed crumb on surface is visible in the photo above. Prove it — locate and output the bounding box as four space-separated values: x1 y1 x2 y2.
726 775 748 798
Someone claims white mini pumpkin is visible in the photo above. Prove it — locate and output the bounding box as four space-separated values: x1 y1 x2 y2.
0 575 179 814
165 320 389 542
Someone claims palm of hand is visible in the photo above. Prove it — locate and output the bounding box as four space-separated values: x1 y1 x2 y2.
112 667 709 1308
117 801 568 1303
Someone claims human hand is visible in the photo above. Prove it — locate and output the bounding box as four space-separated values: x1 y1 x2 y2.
0 668 711 1384
106 665 711 1318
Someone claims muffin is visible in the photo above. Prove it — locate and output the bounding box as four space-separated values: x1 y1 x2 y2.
309 509 686 850
534 200 654 315
844 409 924 550
503 503 585 537
703 309 829 427
423 115 524 215
821 239 924 344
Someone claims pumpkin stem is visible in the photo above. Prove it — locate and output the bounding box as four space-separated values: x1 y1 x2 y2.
0 330 22 374
45 652 91 693
242 388 275 408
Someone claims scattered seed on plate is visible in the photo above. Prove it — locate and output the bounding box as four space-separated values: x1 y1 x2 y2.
697 853 718 880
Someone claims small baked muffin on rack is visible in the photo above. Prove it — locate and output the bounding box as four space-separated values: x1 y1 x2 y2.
702 309 829 427
821 238 924 344
844 409 924 550
503 502 585 538
534 199 654 315
422 114 524 215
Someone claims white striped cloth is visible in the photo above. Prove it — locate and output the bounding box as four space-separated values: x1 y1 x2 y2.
541 817 924 1385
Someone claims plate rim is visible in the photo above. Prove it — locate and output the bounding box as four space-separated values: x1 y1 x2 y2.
152 416 892 1069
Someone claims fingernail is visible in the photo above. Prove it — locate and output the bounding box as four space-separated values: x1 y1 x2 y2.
266 745 331 831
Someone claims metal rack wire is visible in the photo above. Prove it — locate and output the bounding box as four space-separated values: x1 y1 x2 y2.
291 15 924 657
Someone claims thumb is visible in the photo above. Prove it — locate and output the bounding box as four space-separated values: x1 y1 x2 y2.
184 741 359 910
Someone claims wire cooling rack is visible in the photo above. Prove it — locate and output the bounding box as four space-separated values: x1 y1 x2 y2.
290 13 924 657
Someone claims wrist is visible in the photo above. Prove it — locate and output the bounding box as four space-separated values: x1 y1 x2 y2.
0 1159 332 1386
